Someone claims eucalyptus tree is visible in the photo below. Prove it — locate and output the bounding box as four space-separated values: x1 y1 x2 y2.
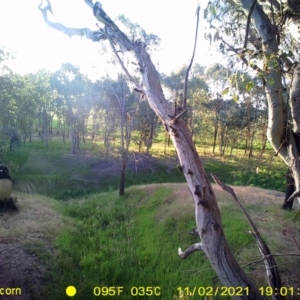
205 64 232 153
204 0 300 209
51 63 94 153
220 100 245 155
0 49 37 147
94 78 120 157
188 72 210 145
202 95 223 154
162 65 209 143
0 72 36 149
39 2 277 297
0 76 20 149
27 70 55 147
0 47 19 148
0 73 17 130
99 74 138 195
134 99 158 155
9 73 38 145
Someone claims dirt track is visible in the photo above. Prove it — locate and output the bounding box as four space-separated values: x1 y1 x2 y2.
0 196 63 300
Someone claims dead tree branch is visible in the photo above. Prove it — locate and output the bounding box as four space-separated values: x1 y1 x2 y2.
178 243 203 258
211 174 285 300
286 126 300 202
243 253 300 269
106 28 144 93
243 0 257 50
182 6 200 110
38 0 105 41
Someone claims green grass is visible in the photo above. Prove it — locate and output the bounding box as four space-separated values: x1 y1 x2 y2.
3 136 287 203
40 186 254 300
201 152 287 192
4 138 187 200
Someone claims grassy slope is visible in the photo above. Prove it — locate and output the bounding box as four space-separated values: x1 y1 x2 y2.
40 184 254 300
9 183 295 300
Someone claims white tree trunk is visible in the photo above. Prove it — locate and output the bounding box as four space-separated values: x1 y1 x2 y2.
133 43 265 299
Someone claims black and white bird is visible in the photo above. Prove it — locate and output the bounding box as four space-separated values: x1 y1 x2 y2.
0 164 13 210
93 2 119 31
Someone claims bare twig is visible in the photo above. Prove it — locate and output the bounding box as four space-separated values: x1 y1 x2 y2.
182 6 200 110
106 28 144 93
243 253 300 268
281 216 300 252
242 0 257 50
168 108 186 124
273 139 285 156
84 0 94 9
38 0 105 41
210 24 264 72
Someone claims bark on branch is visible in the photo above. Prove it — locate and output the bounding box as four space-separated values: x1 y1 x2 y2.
286 126 300 202
289 63 300 133
38 0 106 41
178 243 203 258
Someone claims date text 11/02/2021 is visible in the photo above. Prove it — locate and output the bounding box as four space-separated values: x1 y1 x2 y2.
90 286 300 297
176 286 300 297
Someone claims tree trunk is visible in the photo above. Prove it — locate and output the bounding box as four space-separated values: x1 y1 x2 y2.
70 123 76 154
282 169 295 209
119 101 126 196
248 125 256 159
29 118 32 142
133 43 265 299
244 127 249 155
42 108 48 147
164 131 168 154
234 0 300 208
119 159 126 196
145 116 157 155
62 121 66 144
138 134 142 152
212 115 218 154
